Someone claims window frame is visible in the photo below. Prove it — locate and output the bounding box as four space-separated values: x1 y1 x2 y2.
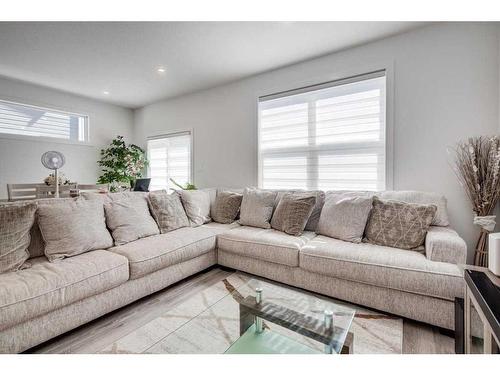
256 66 394 191
0 98 90 145
146 129 194 192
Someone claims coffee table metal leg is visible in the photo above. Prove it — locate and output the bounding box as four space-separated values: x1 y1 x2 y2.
323 310 334 354
255 288 264 334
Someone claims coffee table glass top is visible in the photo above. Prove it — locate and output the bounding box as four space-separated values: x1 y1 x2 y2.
162 276 355 354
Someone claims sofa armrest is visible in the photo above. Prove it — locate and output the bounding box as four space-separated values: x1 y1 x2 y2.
425 226 467 265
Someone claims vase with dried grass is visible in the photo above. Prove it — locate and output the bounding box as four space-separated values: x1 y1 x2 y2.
450 136 500 266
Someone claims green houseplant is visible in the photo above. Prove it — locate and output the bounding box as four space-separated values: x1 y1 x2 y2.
97 135 148 192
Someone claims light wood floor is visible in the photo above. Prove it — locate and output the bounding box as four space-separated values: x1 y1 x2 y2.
27 267 455 354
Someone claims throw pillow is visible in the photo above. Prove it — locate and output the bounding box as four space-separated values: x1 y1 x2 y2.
38 199 113 261
148 191 190 233
317 194 373 243
238 188 277 229
179 190 212 227
271 193 317 236
364 197 437 250
303 190 326 232
211 191 243 224
0 202 37 273
105 195 160 246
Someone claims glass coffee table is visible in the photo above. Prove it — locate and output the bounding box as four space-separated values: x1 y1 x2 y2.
153 277 355 354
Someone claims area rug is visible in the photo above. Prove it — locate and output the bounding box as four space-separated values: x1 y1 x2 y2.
100 272 403 354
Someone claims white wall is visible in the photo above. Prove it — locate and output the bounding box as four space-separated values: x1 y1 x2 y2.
0 76 134 199
134 22 500 262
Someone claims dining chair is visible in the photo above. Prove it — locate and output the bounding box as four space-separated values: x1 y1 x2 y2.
7 183 41 201
36 184 77 199
77 183 109 193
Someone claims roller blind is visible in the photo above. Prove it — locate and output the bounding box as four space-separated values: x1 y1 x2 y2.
0 99 88 142
258 71 386 191
147 132 192 192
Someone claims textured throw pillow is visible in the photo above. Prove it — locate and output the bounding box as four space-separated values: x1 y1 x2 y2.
105 195 160 246
179 190 212 227
38 199 113 261
271 193 317 236
304 190 326 232
211 191 243 224
0 202 37 273
238 188 277 229
317 194 373 243
148 191 190 233
364 197 437 250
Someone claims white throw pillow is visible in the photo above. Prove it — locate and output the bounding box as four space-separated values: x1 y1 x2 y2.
238 188 277 229
179 190 212 227
317 193 373 243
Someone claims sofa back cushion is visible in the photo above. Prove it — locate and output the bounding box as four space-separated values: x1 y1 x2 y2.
364 197 437 250
211 191 243 224
38 199 114 261
0 202 37 272
270 192 317 236
28 197 80 258
317 193 373 243
239 188 277 229
148 191 190 233
378 190 448 226
104 195 160 246
179 190 212 226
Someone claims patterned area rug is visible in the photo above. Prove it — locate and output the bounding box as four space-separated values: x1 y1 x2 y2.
100 272 403 354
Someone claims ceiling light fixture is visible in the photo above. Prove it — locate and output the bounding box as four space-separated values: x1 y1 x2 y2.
157 67 166 74
103 90 110 95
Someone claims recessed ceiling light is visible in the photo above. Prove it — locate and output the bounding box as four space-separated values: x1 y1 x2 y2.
103 90 110 95
157 67 166 74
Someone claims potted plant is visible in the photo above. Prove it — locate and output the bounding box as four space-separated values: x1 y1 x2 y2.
450 136 500 266
97 136 148 192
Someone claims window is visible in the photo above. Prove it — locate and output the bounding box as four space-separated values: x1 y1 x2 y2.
258 71 386 191
0 99 88 142
147 131 192 192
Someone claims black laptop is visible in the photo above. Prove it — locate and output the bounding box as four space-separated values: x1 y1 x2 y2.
133 178 151 192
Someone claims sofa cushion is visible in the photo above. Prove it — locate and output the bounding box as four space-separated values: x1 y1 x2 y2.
239 188 277 229
105 195 160 246
301 190 325 232
271 192 317 236
300 235 463 300
211 191 243 224
217 226 316 267
379 190 449 227
109 226 218 279
27 198 79 259
317 194 373 243
0 202 37 273
364 197 437 250
148 191 190 233
179 190 212 227
38 199 114 262
0 250 129 330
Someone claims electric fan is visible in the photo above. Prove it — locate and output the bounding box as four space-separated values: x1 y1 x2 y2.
41 151 66 198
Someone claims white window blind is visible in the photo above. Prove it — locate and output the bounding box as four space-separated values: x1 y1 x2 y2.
258 71 386 191
147 132 192 192
0 99 88 142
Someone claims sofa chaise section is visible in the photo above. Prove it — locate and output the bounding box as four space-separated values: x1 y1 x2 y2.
0 252 215 353
0 250 129 331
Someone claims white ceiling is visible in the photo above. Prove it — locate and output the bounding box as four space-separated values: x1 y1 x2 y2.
0 22 427 109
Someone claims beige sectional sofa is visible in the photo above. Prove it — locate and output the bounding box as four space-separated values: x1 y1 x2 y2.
0 189 466 353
